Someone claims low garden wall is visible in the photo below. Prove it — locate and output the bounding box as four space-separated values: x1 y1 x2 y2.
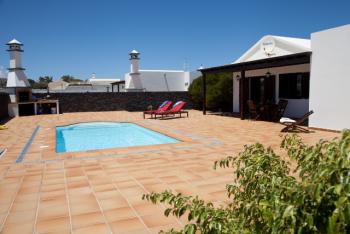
0 92 9 119
33 91 192 113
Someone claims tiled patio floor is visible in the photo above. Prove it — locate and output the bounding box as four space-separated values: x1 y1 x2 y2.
0 110 339 233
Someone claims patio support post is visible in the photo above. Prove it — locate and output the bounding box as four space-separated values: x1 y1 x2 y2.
202 73 207 115
239 70 245 120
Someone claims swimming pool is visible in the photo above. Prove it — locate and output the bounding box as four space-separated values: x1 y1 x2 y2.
56 122 179 153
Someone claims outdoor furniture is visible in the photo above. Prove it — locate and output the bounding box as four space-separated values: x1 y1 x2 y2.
0 148 6 158
272 99 288 122
280 110 314 132
143 101 172 119
260 103 273 120
154 101 188 119
247 100 260 120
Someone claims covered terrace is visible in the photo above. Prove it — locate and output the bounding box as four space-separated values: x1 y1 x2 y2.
198 52 311 120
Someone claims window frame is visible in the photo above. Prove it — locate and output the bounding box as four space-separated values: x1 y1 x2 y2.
278 72 310 99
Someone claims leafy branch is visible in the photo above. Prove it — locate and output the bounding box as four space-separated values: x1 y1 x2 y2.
143 130 350 233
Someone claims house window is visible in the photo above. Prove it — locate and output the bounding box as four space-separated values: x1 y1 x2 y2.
279 72 309 99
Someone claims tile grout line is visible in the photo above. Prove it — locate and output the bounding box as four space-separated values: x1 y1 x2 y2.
0 176 24 232
101 164 152 234
32 164 45 234
0 164 12 183
131 174 185 228
153 176 186 227
63 161 74 234
165 158 201 190
81 161 114 234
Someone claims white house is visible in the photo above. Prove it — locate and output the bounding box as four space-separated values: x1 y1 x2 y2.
124 50 200 92
88 73 121 86
199 24 350 131
88 73 124 92
232 35 311 118
48 80 69 91
45 74 124 93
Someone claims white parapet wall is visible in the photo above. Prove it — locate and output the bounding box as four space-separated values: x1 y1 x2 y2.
309 24 350 131
139 70 186 91
125 70 200 92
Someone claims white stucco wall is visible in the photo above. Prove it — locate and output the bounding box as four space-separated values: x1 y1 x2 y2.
233 63 310 117
309 24 350 131
125 70 200 92
140 70 185 91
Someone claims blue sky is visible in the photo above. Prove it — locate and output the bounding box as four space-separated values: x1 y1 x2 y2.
0 0 349 81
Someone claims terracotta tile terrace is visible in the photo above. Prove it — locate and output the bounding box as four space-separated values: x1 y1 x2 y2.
0 110 339 233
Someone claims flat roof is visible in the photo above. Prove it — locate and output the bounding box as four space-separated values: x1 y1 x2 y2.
139 69 186 73
111 80 126 85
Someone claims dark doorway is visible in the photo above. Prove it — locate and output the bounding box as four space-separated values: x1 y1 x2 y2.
248 76 275 104
18 103 35 116
242 75 276 117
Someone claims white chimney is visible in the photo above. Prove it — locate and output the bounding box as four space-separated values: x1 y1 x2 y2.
130 49 139 74
6 39 30 88
126 49 143 91
91 72 96 79
6 39 32 105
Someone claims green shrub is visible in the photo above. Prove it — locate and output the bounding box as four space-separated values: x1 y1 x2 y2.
188 73 233 112
188 77 203 110
143 130 350 233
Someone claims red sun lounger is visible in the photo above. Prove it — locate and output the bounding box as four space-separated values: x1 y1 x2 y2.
143 101 172 119
154 101 188 119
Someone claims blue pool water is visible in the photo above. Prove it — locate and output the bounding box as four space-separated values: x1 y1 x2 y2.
56 122 179 153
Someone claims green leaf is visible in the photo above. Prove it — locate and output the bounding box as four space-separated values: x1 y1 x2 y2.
334 184 343 195
283 205 294 218
164 208 172 217
184 224 196 234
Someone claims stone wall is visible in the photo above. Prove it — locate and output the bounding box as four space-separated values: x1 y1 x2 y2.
33 92 192 113
0 92 9 119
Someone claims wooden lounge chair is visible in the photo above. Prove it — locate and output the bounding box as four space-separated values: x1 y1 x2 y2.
280 110 314 132
143 101 172 119
247 100 260 120
154 101 188 119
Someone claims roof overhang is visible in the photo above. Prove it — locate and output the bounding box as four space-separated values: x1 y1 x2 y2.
199 52 311 74
111 80 126 85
